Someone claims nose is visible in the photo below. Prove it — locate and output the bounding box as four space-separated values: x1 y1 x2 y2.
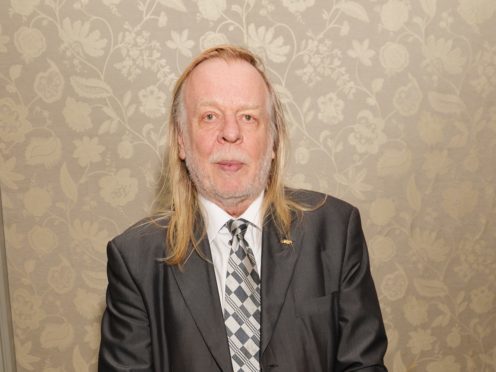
219 114 242 143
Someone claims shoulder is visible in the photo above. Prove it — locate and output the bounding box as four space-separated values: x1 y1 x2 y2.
109 216 168 263
287 190 367 264
285 188 364 239
287 188 358 219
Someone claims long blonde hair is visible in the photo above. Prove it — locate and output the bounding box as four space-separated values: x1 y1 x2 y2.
154 45 304 265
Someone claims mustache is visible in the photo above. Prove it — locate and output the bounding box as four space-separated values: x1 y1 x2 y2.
209 149 250 163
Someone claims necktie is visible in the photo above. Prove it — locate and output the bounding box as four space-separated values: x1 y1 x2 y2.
224 219 261 372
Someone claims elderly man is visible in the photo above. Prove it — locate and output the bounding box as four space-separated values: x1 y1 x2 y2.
99 45 388 372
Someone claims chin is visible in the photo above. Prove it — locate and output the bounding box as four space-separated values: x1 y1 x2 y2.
211 187 257 202
215 189 248 200
212 182 245 196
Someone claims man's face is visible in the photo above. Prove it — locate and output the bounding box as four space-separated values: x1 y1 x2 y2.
178 58 275 214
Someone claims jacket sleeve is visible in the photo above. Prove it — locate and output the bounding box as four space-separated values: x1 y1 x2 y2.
336 207 388 372
98 240 153 372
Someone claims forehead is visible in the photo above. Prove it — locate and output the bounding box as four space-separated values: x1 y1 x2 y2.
183 58 269 108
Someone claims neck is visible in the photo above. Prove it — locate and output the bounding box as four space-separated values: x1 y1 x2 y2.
198 190 264 218
210 196 255 218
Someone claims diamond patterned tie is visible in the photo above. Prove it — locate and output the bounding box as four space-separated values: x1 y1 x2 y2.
224 219 261 372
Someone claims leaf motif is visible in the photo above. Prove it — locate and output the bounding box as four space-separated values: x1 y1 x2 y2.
319 130 332 145
433 303 451 326
448 133 467 148
82 270 108 290
9 65 22 80
420 0 437 17
432 313 450 327
273 84 293 103
340 20 350 36
109 120 119 133
60 163 78 203
15 341 40 371
150 131 159 146
305 110 315 123
159 0 187 12
473 107 486 132
406 175 421 211
414 278 448 297
127 104 136 117
371 78 384 93
302 97 311 113
70 76 112 98
102 106 119 120
334 173 348 185
336 1 369 22
123 90 132 107
457 301 468 313
366 97 376 106
456 291 465 304
142 123 155 138
72 345 90 372
428 91 464 114
99 120 112 135
393 352 407 372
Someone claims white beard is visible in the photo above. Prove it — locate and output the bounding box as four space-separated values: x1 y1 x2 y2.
183 142 273 210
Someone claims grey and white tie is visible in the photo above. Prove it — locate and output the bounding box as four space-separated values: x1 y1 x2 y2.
224 219 261 372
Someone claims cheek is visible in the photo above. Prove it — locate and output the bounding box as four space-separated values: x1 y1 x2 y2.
195 136 214 155
251 139 273 162
188 132 216 159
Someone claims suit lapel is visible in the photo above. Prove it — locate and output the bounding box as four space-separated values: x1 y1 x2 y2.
171 212 303 368
171 238 233 372
261 214 303 355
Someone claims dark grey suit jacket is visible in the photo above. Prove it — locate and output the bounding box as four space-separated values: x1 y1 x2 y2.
98 190 388 371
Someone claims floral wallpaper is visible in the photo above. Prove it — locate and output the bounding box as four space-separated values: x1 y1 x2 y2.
1 0 495 371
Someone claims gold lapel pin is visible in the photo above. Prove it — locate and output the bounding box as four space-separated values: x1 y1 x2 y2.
280 239 293 245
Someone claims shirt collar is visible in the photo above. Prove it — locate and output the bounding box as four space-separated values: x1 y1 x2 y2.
198 192 264 242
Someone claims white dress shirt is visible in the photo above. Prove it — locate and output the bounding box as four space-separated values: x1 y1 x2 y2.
198 193 264 310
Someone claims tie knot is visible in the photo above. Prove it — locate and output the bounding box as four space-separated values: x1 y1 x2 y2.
226 219 248 239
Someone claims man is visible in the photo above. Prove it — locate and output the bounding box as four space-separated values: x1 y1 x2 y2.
99 45 388 371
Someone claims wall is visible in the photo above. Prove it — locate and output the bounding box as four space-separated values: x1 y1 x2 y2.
1 0 495 371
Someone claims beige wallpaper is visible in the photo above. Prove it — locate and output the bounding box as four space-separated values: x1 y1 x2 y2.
1 0 495 371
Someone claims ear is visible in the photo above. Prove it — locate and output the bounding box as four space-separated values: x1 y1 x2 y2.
178 134 186 160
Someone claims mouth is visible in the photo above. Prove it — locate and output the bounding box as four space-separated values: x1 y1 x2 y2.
216 160 244 172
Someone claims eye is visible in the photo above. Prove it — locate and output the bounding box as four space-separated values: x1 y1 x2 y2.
242 114 255 122
203 113 215 121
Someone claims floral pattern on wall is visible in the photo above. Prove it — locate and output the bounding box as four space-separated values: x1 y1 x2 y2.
1 0 495 371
